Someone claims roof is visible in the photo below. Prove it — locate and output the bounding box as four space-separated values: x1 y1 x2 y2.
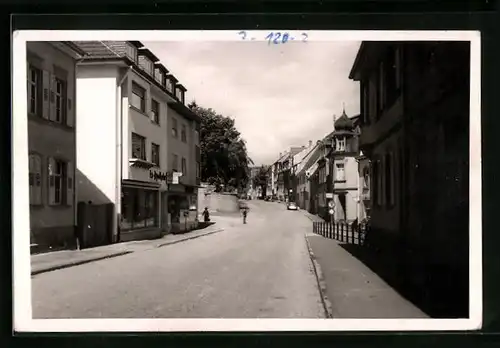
138 48 160 62
166 74 179 83
334 109 354 130
129 41 144 48
176 84 187 92
296 143 320 175
154 63 169 74
73 41 123 59
167 100 201 123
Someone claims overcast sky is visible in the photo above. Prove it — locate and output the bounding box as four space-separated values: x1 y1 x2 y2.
145 41 361 166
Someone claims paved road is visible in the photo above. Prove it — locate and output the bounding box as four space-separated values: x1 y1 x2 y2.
32 201 325 318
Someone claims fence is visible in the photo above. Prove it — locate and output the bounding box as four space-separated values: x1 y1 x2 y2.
312 220 368 246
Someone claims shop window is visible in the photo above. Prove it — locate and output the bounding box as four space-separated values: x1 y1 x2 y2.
121 187 159 231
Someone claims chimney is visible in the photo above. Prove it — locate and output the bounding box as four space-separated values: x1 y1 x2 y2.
309 140 312 147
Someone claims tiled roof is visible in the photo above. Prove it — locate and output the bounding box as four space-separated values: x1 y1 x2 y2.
73 41 123 59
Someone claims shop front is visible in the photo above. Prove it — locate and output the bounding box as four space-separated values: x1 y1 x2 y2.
119 165 168 242
167 184 198 233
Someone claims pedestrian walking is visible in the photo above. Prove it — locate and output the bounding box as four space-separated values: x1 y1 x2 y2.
242 207 249 224
202 207 210 223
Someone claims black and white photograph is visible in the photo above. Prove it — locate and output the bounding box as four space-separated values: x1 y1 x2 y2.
12 30 481 332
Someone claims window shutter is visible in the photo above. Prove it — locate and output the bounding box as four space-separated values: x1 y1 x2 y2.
34 155 42 205
47 157 56 205
66 161 74 206
49 74 57 121
66 78 74 127
28 155 34 204
42 70 51 120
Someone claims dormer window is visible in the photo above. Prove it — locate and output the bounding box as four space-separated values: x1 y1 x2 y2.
166 79 173 92
175 88 184 103
142 57 154 75
125 43 137 62
154 69 163 85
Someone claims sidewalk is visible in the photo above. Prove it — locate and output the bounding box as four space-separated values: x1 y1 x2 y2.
31 222 227 276
305 232 428 318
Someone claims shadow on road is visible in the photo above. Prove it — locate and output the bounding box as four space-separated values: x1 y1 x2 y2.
339 243 469 319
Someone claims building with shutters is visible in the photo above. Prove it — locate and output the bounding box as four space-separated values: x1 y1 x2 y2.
73 41 201 243
27 41 86 252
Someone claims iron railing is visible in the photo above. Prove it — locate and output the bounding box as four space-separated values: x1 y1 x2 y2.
312 220 369 246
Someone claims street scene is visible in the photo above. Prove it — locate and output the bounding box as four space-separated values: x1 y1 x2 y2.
23 36 472 321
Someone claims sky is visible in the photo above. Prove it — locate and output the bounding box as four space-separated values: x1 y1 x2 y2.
144 41 361 166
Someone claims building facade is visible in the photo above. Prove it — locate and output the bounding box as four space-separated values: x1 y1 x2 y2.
349 41 470 317
165 82 201 233
327 112 361 222
296 141 322 211
355 150 371 222
27 41 86 252
74 40 200 243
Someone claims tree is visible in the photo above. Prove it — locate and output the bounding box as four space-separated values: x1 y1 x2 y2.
252 165 270 198
189 101 253 192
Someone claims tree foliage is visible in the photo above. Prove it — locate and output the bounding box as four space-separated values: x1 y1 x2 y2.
189 101 253 192
252 165 270 196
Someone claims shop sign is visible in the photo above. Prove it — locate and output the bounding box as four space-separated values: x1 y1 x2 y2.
150 170 172 183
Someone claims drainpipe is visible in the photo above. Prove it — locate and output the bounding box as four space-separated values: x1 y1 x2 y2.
114 66 132 243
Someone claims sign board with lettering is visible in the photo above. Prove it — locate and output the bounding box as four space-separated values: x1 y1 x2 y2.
329 209 334 215
326 193 334 199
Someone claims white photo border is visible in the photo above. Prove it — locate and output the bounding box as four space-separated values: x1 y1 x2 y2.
12 30 482 332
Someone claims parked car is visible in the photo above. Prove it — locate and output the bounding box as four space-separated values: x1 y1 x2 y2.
287 202 298 211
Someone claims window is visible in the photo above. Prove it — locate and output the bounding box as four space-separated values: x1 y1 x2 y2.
121 187 158 230
48 158 66 205
181 124 187 142
394 47 402 90
172 117 178 137
362 82 369 125
131 82 146 112
29 154 42 205
166 78 173 92
141 57 154 75
335 163 345 181
175 88 183 101
336 137 346 152
27 65 42 116
196 162 201 179
132 133 146 160
376 160 383 206
385 152 395 207
54 77 66 123
172 153 179 172
151 99 160 124
125 43 137 62
151 143 160 166
378 61 386 114
181 157 187 175
154 69 163 85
